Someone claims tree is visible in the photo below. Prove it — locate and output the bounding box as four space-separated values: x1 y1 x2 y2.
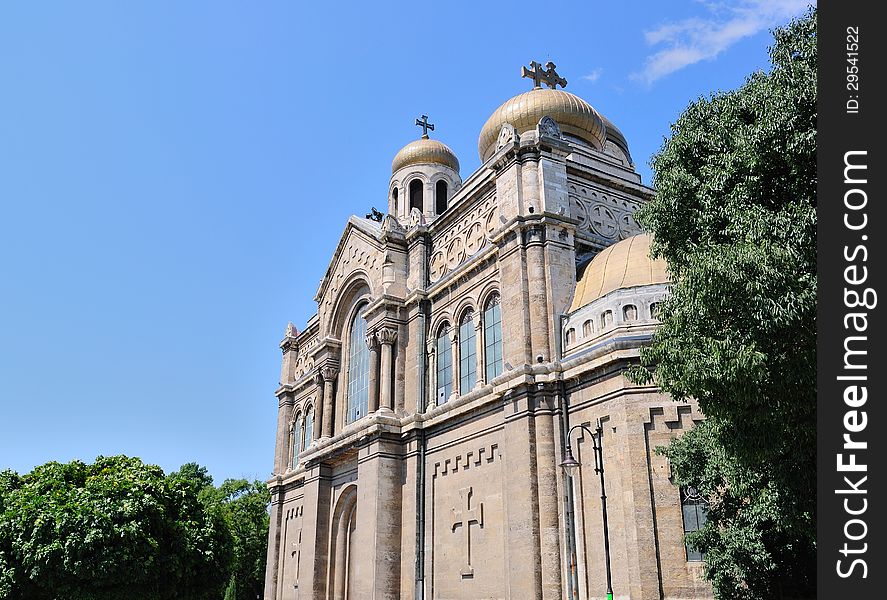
0 456 233 600
206 480 270 600
168 466 270 600
630 9 816 600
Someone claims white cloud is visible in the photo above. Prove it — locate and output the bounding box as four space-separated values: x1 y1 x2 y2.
631 0 812 85
581 68 603 83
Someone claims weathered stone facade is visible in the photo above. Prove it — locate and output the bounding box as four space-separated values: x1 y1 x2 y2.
263 75 714 600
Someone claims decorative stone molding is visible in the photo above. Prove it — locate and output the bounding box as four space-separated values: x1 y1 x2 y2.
496 123 519 151
375 326 398 346
428 194 498 283
321 366 339 382
537 115 562 139
569 182 642 242
433 443 500 477
365 331 380 350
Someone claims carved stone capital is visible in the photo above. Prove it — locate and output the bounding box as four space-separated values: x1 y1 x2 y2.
320 366 339 382
375 326 398 346
365 331 380 350
280 338 297 354
313 371 324 386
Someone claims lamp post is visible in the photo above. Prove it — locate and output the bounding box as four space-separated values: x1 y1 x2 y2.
561 420 614 600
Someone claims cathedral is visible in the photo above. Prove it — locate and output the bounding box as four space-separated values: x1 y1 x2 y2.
263 62 713 600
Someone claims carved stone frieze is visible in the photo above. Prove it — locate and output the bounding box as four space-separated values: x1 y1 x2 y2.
569 182 642 241
428 194 498 283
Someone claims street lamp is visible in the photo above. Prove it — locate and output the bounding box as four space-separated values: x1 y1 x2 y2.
560 420 614 600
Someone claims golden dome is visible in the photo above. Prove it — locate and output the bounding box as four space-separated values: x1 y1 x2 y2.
478 88 607 162
392 136 460 174
570 234 669 312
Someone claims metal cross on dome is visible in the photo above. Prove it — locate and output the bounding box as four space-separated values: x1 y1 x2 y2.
416 114 434 138
521 60 568 90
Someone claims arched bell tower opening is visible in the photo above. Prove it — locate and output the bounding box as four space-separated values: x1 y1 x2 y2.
390 114 461 223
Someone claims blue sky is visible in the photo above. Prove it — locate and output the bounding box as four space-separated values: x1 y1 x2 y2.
0 1 811 483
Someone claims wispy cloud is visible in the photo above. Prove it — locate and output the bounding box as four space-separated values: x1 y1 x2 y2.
581 68 603 83
631 0 812 85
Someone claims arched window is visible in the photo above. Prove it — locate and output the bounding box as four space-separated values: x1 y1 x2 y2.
391 187 399 215
346 307 370 423
483 294 503 381
680 486 708 561
582 320 593 337
650 302 662 319
409 179 423 213
565 328 576 345
436 323 452 404
623 304 638 322
435 180 448 215
601 310 614 329
291 414 301 468
459 310 477 393
303 405 314 451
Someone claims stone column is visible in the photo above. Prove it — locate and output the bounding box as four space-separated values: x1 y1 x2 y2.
526 224 551 362
320 366 338 438
376 326 398 411
312 372 324 441
366 331 380 413
474 318 485 387
450 328 460 397
426 339 437 410
274 395 294 475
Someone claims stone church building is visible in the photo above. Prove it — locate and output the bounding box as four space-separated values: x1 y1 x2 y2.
263 62 713 600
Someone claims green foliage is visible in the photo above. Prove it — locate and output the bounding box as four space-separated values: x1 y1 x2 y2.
0 456 233 600
0 458 269 600
200 479 270 600
630 8 816 600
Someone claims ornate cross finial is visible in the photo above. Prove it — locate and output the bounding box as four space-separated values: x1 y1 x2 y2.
521 60 567 90
415 114 434 138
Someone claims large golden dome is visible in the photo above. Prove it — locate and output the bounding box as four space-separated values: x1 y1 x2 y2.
570 234 669 312
478 88 607 162
392 136 460 174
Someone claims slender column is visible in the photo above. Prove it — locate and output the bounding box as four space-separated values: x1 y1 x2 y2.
312 372 324 441
474 318 485 387
426 339 437 410
321 367 338 438
449 328 459 398
526 224 551 361
366 332 380 413
376 327 398 411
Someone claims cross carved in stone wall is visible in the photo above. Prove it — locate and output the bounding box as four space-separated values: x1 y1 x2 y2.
451 486 484 577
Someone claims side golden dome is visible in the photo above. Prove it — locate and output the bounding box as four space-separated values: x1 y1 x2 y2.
392 137 460 174
570 234 669 312
478 88 607 162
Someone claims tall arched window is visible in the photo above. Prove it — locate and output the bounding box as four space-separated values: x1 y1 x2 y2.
303 405 314 451
483 294 503 381
681 486 708 561
436 323 452 404
435 180 448 215
346 307 370 423
409 179 423 212
391 187 399 215
459 310 477 393
291 414 301 468
582 320 593 337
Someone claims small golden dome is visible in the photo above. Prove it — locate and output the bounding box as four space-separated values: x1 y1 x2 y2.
478 88 607 162
392 136 460 174
570 234 669 312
